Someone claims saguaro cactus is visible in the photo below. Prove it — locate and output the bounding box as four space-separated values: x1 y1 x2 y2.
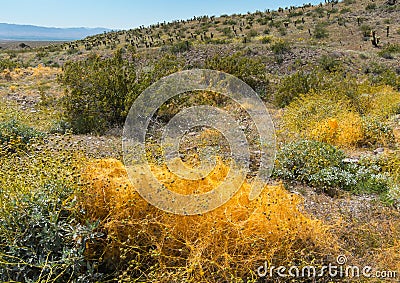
370 30 380 47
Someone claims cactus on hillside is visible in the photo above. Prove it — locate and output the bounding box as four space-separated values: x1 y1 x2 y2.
371 30 380 47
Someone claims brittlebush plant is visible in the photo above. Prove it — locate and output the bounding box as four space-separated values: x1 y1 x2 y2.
80 158 338 282
356 85 400 118
283 93 364 147
308 112 364 147
0 139 97 282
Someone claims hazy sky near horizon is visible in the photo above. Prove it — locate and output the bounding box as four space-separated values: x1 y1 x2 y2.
1 0 321 30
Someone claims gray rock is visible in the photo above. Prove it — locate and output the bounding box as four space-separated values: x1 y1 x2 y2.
373 148 384 154
342 158 359 164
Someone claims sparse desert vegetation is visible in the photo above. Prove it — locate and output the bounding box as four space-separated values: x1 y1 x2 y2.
0 0 400 282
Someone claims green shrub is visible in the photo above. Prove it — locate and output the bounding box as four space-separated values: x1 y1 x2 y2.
288 11 304 17
278 27 287 36
318 54 342 72
221 27 233 37
379 51 394 60
314 7 326 17
246 29 258 37
223 19 237 25
308 166 357 190
274 140 394 196
0 183 99 282
360 24 372 38
274 70 361 108
375 152 400 205
206 38 229 44
260 36 273 44
380 151 400 183
309 161 391 195
378 43 400 59
340 8 351 13
263 28 271 34
0 119 44 153
344 0 355 5
49 119 72 134
204 52 268 96
0 58 21 71
365 3 377 10
270 39 291 55
60 50 137 133
313 23 329 39
361 117 395 147
349 155 394 194
366 63 400 90
66 48 79 55
273 140 346 183
282 93 364 147
257 17 269 25
359 85 400 119
274 70 321 107
170 41 192 53
60 49 184 134
0 146 101 282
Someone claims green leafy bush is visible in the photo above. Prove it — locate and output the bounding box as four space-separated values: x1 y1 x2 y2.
361 117 395 147
378 43 400 59
49 119 72 134
273 140 346 183
60 49 184 134
270 39 291 55
274 71 312 107
274 70 362 108
246 29 258 37
170 41 192 53
0 145 101 282
344 0 355 5
0 119 44 153
310 160 390 195
60 49 138 134
204 52 268 96
360 24 372 38
274 70 329 107
378 152 400 205
260 36 273 44
313 23 329 39
273 140 394 195
366 63 400 90
0 184 99 282
0 58 22 71
318 54 342 72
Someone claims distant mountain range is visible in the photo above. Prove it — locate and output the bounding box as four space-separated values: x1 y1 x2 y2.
0 23 111 41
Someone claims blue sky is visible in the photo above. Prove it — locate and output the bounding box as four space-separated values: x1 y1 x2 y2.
0 0 320 30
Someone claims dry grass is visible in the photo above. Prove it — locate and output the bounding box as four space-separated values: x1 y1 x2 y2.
0 65 63 132
0 64 61 82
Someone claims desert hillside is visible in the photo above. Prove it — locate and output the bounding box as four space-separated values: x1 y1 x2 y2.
0 0 399 282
